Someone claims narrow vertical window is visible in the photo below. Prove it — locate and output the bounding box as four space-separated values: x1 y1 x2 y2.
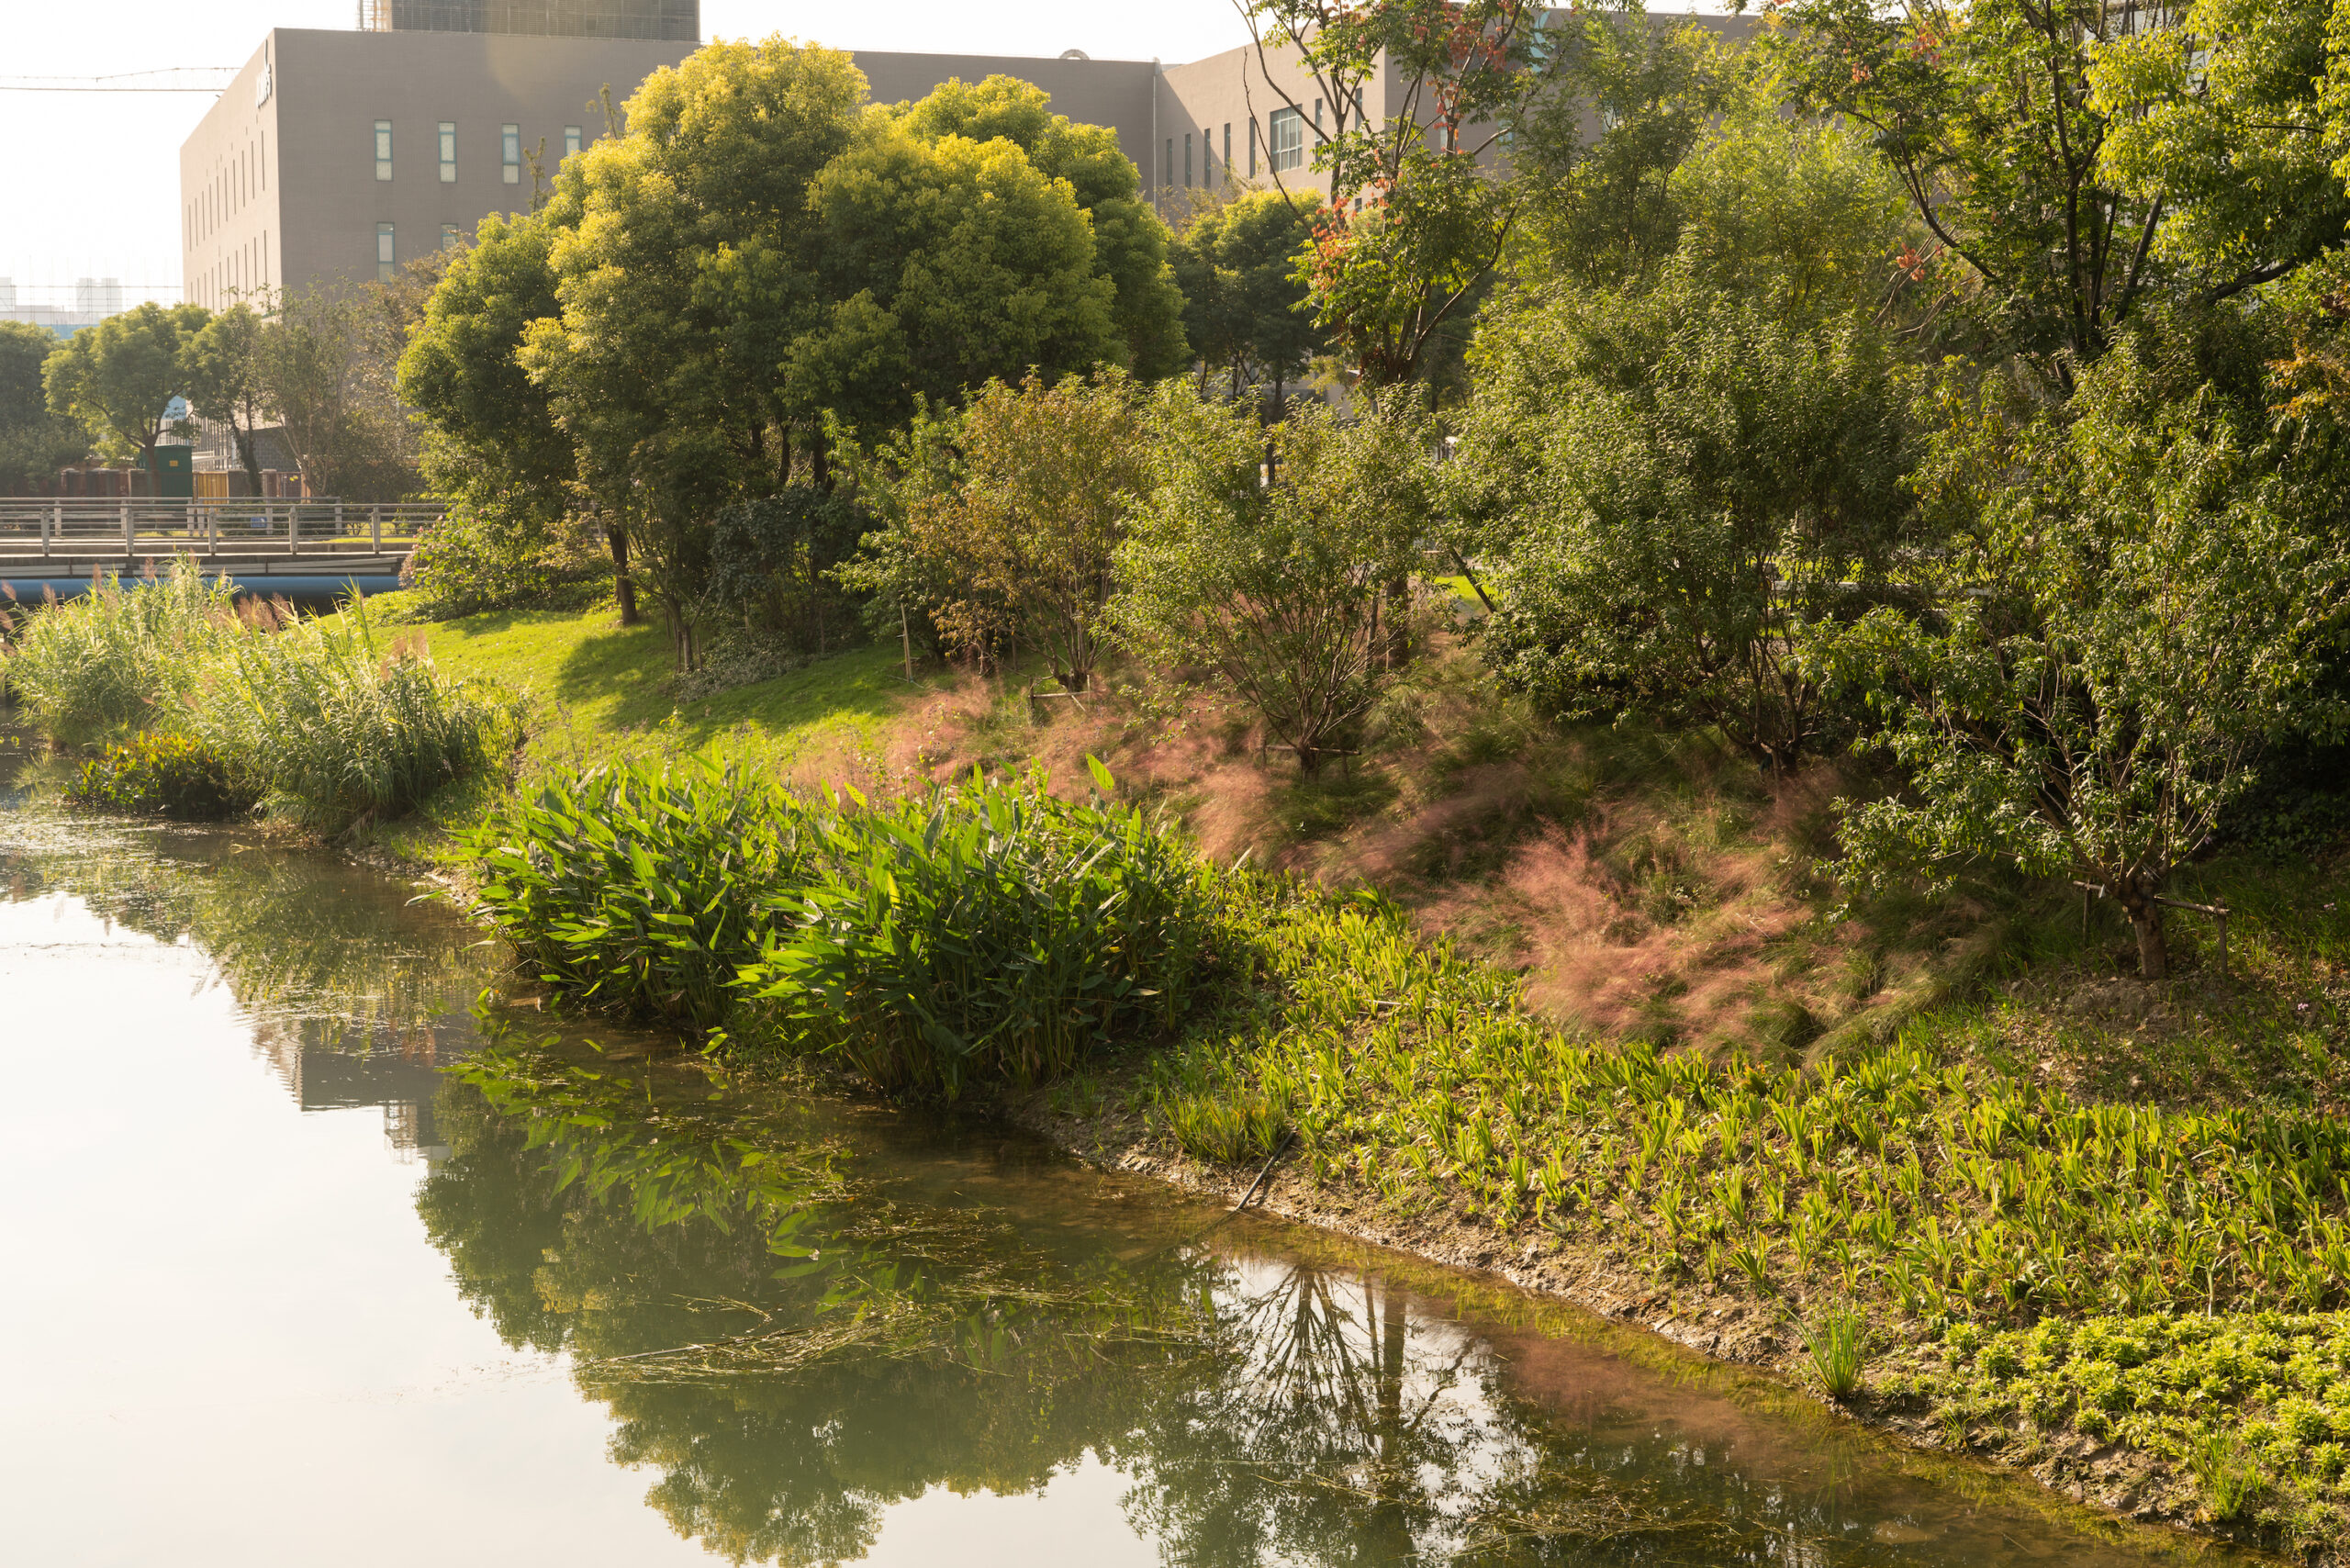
1249 118 1259 177
374 119 393 182
1183 132 1192 187
1164 139 1173 187
438 121 456 183
376 223 396 284
502 123 520 185
564 125 582 160
1223 123 1232 178
1314 99 1324 136
441 223 461 250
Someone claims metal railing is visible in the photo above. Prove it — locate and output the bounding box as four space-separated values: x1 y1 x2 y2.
0 499 445 562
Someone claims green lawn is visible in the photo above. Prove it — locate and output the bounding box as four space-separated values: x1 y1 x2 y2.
367 600 911 859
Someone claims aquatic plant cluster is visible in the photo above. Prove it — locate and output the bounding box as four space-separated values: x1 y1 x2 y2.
464 758 1214 1092
4 562 510 832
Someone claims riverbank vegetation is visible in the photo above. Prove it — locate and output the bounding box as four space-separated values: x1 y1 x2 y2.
2 560 509 832
12 0 2350 1553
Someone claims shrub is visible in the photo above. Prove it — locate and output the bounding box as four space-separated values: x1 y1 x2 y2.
463 759 813 1033
187 598 512 833
4 560 241 745
701 487 868 655
1115 388 1432 775
464 757 1222 1091
69 732 250 820
401 501 610 620
735 763 1214 1093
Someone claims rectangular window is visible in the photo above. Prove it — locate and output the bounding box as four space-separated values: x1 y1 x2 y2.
375 120 393 182
1183 132 1192 187
1223 123 1232 178
1270 107 1303 173
502 123 521 185
441 223 462 250
564 125 582 160
1314 98 1324 136
438 121 456 182
376 222 396 284
1164 138 1173 188
1248 118 1259 177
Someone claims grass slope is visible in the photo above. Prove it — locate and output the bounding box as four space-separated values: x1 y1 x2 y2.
364 600 911 857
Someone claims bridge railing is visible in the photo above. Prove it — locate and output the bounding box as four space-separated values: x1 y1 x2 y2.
0 499 447 560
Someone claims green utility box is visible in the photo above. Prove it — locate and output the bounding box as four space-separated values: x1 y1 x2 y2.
150 445 193 499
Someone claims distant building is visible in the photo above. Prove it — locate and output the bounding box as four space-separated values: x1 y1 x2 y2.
0 277 118 338
182 13 1751 308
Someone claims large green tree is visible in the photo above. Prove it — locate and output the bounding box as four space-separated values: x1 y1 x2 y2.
1169 190 1326 402
521 38 868 651
1774 0 2346 380
43 301 209 472
1820 316 2350 980
397 213 632 620
0 320 85 492
181 305 273 498
887 74 1188 378
796 118 1123 438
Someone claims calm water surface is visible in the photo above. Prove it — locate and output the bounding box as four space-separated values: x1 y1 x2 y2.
0 739 2254 1567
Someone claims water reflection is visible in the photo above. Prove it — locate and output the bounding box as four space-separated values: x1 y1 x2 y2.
0 783 497 1159
424 1035 2232 1568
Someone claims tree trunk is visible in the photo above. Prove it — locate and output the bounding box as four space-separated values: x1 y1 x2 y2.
608 520 640 627
234 425 264 498
1381 572 1412 667
810 431 831 493
2122 894 2168 980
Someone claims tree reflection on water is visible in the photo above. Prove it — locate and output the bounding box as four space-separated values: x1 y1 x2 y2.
417 1033 2158 1568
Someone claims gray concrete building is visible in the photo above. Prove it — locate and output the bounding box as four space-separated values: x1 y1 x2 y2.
180 13 1750 308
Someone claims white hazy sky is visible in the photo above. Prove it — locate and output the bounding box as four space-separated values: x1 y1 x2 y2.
0 1 1262 309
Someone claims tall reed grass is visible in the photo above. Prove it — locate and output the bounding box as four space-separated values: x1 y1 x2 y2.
6 562 510 833
3 561 240 745
464 758 1219 1090
186 598 513 832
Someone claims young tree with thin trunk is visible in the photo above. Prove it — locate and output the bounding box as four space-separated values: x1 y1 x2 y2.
1238 0 1565 398
1818 324 2350 980
1114 386 1432 776
182 304 273 498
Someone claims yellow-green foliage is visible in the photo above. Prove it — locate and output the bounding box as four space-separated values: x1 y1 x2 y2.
1163 889 2350 1318
1913 1311 2350 1543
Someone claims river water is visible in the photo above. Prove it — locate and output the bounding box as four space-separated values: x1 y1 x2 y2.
0 757 2249 1567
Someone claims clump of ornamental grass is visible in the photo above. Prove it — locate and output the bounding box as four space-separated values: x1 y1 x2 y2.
3 560 241 745
733 759 1215 1094
186 596 514 834
1803 1310 1868 1402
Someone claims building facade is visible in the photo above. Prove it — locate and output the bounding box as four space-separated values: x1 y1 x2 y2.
180 16 1751 308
